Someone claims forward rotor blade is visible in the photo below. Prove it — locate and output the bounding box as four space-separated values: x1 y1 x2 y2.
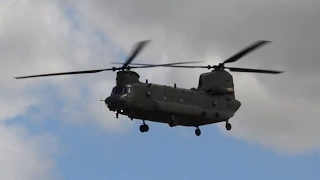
122 40 151 68
226 67 284 74
14 68 114 79
222 40 271 64
111 61 205 66
15 63 202 79
131 65 209 68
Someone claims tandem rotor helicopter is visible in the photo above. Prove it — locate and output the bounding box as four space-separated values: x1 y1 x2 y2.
15 40 284 136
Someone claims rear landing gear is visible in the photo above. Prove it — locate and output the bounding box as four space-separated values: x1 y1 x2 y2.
226 122 232 131
140 121 149 133
195 127 201 136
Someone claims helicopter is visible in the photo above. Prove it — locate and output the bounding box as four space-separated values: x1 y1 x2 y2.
15 40 284 136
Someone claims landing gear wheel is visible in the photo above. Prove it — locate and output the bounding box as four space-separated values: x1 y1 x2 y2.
139 125 144 132
139 124 149 133
144 124 149 132
195 128 201 136
226 122 232 131
168 122 175 127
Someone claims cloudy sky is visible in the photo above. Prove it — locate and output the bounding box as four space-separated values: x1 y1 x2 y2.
1 0 320 179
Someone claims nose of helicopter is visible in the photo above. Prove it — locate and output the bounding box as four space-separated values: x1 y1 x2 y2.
104 94 129 111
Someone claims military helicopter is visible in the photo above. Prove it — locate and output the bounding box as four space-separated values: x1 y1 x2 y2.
15 40 284 136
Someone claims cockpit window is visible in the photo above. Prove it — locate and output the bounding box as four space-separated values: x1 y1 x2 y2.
111 85 133 95
111 86 127 95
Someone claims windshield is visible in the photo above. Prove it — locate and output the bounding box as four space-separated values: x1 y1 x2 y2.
111 86 126 95
111 86 131 95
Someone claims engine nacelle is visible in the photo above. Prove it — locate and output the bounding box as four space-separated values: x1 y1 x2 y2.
197 70 235 97
116 71 140 86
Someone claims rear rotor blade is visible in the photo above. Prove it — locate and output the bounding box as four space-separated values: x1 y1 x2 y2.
130 64 203 69
111 61 205 66
122 40 151 68
222 40 271 64
226 67 284 74
135 64 284 74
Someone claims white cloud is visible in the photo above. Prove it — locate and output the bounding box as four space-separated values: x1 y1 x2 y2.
1 4 319 178
0 0 127 127
0 0 135 178
66 0 320 154
222 73 320 155
0 123 59 180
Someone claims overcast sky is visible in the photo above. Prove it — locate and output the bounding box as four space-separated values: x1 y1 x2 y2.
0 0 319 179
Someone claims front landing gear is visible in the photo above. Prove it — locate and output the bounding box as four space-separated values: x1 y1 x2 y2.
195 127 201 136
226 122 232 131
140 121 149 133
168 115 178 127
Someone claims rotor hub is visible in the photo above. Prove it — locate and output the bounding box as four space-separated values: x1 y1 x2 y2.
207 63 225 71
